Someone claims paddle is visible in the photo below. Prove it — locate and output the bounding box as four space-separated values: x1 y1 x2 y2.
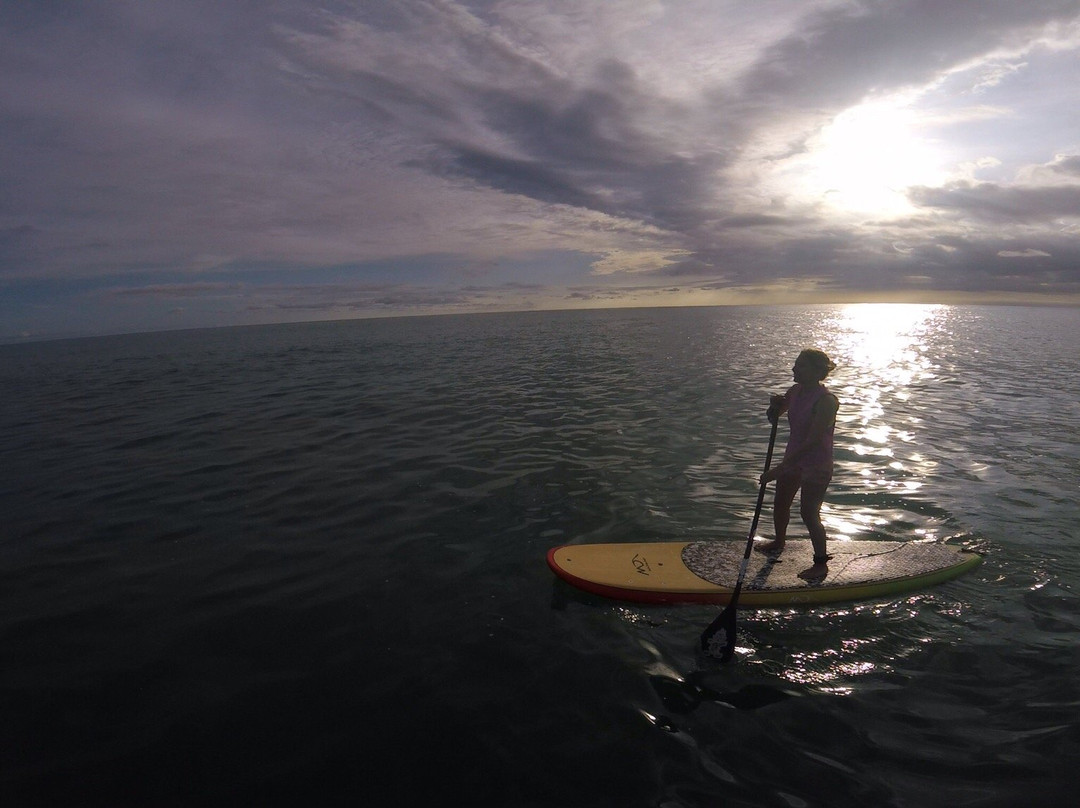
699 416 780 662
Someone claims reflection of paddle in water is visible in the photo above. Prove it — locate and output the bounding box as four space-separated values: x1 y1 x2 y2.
650 673 798 714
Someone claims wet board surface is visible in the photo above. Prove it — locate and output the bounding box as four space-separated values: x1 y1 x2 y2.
546 540 982 607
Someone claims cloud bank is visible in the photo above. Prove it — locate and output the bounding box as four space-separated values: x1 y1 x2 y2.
2 0 1079 338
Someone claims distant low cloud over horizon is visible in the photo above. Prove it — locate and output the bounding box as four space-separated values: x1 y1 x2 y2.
2 0 1079 339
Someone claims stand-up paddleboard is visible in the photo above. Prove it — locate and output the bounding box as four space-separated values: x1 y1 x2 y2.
547 540 982 607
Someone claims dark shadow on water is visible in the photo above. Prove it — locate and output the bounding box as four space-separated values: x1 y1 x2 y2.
549 576 573 610
650 673 799 713
549 569 800 713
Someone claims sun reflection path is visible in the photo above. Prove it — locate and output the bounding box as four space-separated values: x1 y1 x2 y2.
818 304 952 541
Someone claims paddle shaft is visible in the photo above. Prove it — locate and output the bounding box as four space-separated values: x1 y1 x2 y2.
699 415 780 660
729 417 780 605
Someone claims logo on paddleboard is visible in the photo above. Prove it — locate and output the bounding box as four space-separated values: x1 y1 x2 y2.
631 553 652 575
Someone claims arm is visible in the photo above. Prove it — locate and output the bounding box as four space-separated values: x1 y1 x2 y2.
766 386 795 424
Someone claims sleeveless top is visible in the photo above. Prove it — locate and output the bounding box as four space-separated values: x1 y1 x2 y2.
783 383 836 483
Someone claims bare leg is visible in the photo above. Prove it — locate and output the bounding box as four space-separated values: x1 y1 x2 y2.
797 480 830 580
755 473 799 555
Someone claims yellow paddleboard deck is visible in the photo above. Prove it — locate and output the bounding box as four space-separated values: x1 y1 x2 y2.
547 540 982 607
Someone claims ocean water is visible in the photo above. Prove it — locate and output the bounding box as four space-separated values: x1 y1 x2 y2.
1 304 1078 806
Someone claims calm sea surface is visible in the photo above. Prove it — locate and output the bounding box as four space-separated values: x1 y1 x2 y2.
1 304 1078 806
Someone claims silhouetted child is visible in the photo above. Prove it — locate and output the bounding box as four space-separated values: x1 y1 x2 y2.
755 349 839 580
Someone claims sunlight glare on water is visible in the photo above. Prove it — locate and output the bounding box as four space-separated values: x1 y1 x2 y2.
815 304 954 543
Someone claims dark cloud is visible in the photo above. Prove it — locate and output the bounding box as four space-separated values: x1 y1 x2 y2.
740 0 1078 110
348 48 726 229
108 282 243 297
424 146 604 210
1048 155 1080 176
909 177 1080 221
717 214 812 229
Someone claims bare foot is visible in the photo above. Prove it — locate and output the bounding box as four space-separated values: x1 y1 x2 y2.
754 539 785 556
797 561 828 581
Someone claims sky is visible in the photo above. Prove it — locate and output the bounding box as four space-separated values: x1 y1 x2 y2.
2 0 1079 341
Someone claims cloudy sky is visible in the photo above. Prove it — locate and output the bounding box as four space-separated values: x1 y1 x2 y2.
2 0 1079 340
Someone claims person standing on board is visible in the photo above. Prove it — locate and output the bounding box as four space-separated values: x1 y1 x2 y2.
755 348 839 581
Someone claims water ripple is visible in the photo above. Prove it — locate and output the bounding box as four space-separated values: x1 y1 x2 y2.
1 306 1078 804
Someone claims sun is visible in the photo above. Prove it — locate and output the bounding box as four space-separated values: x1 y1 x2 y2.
790 98 948 217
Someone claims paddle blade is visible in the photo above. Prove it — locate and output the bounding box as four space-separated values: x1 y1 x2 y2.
699 603 737 662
